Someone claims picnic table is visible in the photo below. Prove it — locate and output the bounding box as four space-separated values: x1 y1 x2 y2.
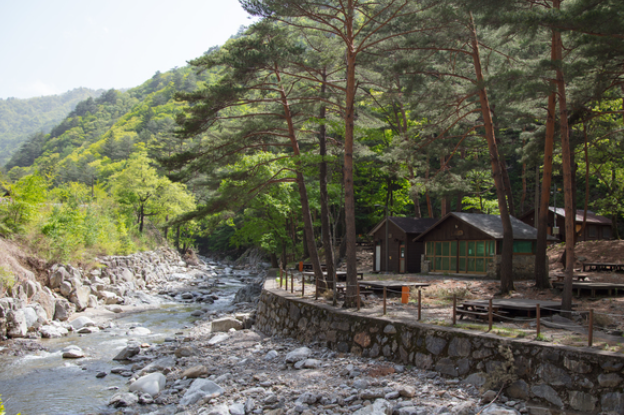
551 273 589 283
582 262 624 272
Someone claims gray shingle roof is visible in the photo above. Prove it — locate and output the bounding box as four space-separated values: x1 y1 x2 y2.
368 217 438 236
415 212 557 241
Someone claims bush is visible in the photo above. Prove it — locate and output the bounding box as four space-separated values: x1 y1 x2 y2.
0 266 15 294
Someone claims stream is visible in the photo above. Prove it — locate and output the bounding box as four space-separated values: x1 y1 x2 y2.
0 274 248 415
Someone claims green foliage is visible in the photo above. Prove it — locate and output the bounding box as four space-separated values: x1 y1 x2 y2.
0 266 16 294
0 173 47 234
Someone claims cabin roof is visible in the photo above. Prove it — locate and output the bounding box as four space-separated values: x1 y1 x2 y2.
368 217 438 236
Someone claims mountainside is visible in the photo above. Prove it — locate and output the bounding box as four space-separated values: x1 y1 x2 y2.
0 87 103 166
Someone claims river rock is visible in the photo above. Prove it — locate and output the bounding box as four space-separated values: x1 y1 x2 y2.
285 347 312 363
113 342 141 360
54 298 73 321
109 392 139 407
22 307 39 330
211 317 243 332
62 345 85 358
70 285 91 311
22 280 38 298
233 284 262 304
31 287 55 320
88 295 98 309
126 326 151 336
140 356 176 375
183 365 209 378
7 309 27 338
99 290 122 305
352 398 393 415
59 281 73 297
175 345 201 358
129 372 166 396
40 324 69 338
208 333 229 345
180 379 225 406
480 404 520 414
50 267 69 288
70 316 96 330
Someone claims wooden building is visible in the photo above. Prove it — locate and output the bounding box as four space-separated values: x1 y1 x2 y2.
368 217 438 273
415 212 555 279
519 207 612 242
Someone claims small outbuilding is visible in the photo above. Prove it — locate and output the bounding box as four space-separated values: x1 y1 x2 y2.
519 207 612 242
368 217 438 273
414 212 556 279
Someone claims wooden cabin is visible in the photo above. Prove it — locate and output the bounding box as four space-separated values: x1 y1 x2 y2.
368 217 438 273
415 212 556 279
519 207 612 242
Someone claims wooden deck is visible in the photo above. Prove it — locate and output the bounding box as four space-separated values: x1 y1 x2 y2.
582 262 624 272
459 299 563 318
356 281 430 295
552 281 624 297
302 271 364 282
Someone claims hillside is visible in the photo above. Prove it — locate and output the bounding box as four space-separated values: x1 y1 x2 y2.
0 88 103 166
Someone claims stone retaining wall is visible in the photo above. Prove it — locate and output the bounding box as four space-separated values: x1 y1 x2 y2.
256 284 624 413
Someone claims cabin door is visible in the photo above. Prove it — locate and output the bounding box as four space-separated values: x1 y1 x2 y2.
399 244 405 273
375 243 381 272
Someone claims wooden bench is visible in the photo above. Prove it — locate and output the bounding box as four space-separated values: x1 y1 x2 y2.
552 274 588 283
456 305 509 321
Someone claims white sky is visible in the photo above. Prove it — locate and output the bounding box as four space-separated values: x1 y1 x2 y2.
0 0 256 99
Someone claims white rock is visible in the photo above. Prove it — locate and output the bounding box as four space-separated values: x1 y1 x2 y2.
129 372 166 397
352 398 393 415
70 316 96 330
40 324 69 338
126 327 151 336
109 392 138 407
208 333 229 345
62 345 85 358
480 404 520 415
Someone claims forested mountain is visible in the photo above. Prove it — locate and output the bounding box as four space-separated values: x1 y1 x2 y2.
1 0 623 306
0 87 103 166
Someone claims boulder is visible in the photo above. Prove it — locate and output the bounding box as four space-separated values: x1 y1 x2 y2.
98 290 122 305
54 298 73 321
70 285 91 311
59 281 73 298
50 267 69 289
285 347 312 363
6 309 28 338
175 345 201 358
40 324 69 338
180 379 225 406
22 280 38 298
31 287 55 321
182 365 209 378
69 316 96 330
113 342 141 360
22 307 40 330
62 345 85 358
352 398 393 415
129 372 166 396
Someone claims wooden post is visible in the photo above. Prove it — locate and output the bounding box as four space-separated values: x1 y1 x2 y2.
383 287 387 315
315 274 319 300
280 269 283 288
418 289 422 321
285 270 288 291
488 298 493 331
536 303 541 338
302 276 305 297
291 272 294 294
452 295 456 326
588 309 593 347
357 283 361 311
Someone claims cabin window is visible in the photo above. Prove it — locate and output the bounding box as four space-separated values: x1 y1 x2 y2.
602 227 611 239
513 240 535 254
588 226 597 238
425 240 494 274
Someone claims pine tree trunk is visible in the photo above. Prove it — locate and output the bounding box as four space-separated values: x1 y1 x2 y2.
319 72 336 300
469 12 514 293
535 86 556 289
552 14 575 311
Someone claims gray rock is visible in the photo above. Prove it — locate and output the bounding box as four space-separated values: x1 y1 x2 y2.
229 402 245 415
451 402 477 415
506 380 529 400
54 298 73 321
199 404 230 415
425 336 446 355
182 365 209 378
297 392 318 404
285 346 312 363
6 309 27 338
126 326 151 336
129 372 166 396
233 284 262 303
50 267 69 289
109 392 139 407
211 317 243 332
264 350 278 360
62 345 85 358
352 398 393 415
60 281 73 297
482 390 498 403
568 390 596 412
175 345 201 358
598 373 622 387
69 316 96 330
303 358 321 368
480 404 519 414
31 288 55 321
113 342 141 360
180 379 225 406
87 295 98 309
22 307 39 329
601 392 624 414
536 363 571 386
531 384 563 408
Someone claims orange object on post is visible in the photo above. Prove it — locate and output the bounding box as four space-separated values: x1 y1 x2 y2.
299 261 303 272
401 286 409 304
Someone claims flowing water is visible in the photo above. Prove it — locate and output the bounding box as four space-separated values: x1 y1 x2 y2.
0 276 247 415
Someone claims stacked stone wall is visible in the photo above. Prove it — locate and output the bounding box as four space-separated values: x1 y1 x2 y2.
256 284 624 413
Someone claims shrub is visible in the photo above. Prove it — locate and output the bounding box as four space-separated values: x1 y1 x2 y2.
0 266 15 294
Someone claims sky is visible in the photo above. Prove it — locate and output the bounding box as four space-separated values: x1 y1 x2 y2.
0 0 257 99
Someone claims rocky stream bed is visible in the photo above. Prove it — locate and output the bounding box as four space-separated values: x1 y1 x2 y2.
0 249 535 415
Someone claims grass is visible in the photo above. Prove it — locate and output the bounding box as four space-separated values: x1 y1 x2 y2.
0 266 15 295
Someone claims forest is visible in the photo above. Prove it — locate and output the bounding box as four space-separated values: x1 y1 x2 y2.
0 0 623 308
